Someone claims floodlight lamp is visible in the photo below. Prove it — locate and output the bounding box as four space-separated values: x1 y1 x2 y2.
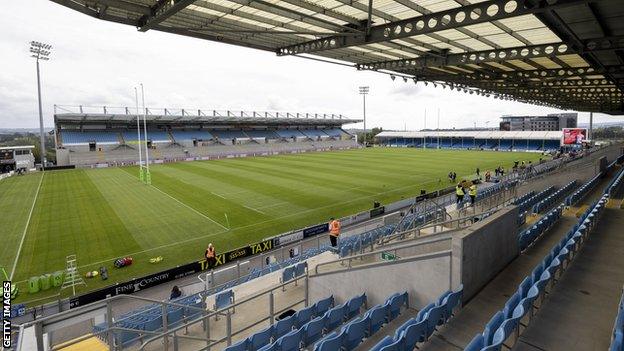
412 77 418 84
390 75 396 81
403 77 408 83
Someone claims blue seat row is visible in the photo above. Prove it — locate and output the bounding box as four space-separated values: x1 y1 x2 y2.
518 205 564 251
605 166 624 197
517 186 556 225
224 295 336 351
314 292 408 351
533 181 576 214
567 174 600 206
370 286 463 351
281 262 307 284
513 191 535 206
476 180 518 202
466 193 608 351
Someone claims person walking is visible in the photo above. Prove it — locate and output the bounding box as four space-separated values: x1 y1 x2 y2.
469 183 478 205
329 217 341 247
455 183 465 206
205 243 216 268
476 167 480 177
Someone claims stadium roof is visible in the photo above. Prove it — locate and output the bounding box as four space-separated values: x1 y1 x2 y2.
52 0 624 114
54 105 359 126
377 130 563 140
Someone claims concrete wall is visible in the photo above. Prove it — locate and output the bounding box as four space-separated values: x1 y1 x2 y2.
451 206 519 301
308 251 453 309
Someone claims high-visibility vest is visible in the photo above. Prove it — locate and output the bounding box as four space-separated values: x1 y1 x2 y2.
206 247 215 258
469 185 477 196
456 186 464 196
329 220 341 236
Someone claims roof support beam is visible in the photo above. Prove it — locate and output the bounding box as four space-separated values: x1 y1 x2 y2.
359 35 624 71
276 0 591 55
139 0 197 32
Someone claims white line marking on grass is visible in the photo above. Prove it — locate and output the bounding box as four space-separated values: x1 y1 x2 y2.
150 184 229 230
211 191 226 199
10 172 44 280
243 205 266 215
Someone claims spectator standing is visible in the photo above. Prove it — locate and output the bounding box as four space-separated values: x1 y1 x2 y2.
170 285 182 300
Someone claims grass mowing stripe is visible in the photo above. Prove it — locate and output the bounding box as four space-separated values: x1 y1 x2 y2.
0 174 42 272
149 183 228 230
9 172 44 280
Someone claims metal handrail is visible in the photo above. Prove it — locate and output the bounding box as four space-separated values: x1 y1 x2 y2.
139 274 308 351
314 236 453 276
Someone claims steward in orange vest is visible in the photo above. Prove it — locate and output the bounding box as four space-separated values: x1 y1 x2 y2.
329 218 341 247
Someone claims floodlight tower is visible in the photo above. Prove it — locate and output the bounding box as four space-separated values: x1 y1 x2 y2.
359 86 369 144
140 83 151 184
30 41 52 169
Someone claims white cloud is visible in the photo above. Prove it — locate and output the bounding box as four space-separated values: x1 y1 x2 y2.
1 1 622 129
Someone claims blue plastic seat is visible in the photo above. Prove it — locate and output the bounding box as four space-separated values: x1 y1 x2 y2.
294 305 316 328
224 338 248 351
483 311 504 345
400 319 427 350
277 328 303 351
366 305 387 335
257 341 278 351
343 316 369 350
281 266 295 284
313 331 344 351
387 292 407 320
302 316 326 346
441 286 463 321
346 293 366 319
416 303 434 322
503 292 521 319
324 304 346 331
248 325 273 351
465 333 485 351
315 296 334 316
215 290 234 310
518 276 532 298
424 305 445 338
275 315 295 339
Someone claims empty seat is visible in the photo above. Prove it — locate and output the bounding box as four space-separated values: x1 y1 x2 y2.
365 305 387 335
343 316 369 350
313 331 344 351
248 325 273 351
324 304 346 330
274 315 295 339
315 296 334 316
302 316 326 346
277 328 303 351
294 305 316 328
346 293 366 319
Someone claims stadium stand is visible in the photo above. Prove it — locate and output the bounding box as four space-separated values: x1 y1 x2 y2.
532 180 577 213
53 107 358 166
60 130 120 145
377 131 563 152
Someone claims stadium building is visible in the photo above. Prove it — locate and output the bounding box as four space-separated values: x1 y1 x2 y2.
499 113 578 131
53 106 359 167
376 131 562 152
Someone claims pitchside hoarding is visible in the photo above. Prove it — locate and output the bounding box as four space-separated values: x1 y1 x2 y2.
69 240 273 308
561 128 588 146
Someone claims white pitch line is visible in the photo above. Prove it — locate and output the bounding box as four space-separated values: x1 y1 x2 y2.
244 205 266 215
150 184 229 230
10 172 44 280
211 191 226 199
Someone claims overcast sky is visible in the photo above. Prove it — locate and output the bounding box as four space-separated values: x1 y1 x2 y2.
2 1 623 130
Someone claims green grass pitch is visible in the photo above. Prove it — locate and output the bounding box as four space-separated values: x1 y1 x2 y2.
1 148 543 303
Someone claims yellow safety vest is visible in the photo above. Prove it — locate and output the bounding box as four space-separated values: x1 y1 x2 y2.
469 185 477 196
456 186 464 196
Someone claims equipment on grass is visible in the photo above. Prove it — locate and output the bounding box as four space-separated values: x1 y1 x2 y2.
99 266 108 280
114 257 133 268
40 274 52 291
149 256 163 264
61 254 87 296
28 277 40 294
85 270 99 278
52 271 64 287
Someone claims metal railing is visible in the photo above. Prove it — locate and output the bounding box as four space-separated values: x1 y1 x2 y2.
313 236 453 276
139 275 308 351
54 104 351 120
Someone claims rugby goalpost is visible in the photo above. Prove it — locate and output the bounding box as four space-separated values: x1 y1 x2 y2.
134 84 151 184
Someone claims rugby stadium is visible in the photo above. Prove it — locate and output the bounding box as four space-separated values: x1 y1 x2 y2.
2 1 624 351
